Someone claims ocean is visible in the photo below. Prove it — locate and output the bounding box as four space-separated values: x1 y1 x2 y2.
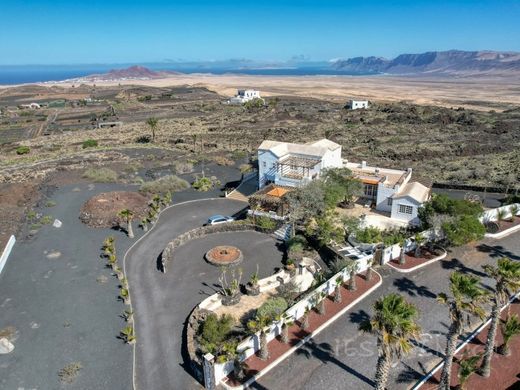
0 64 376 85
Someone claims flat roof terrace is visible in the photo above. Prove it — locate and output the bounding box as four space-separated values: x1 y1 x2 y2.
345 161 410 188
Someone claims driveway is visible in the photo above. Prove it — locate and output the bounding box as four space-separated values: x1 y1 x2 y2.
255 233 520 390
124 198 285 390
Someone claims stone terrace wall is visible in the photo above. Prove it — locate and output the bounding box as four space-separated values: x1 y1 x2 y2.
161 222 280 272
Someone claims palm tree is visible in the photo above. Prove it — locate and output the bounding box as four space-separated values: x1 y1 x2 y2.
300 307 310 330
278 313 294 344
347 260 359 291
247 315 271 360
479 257 520 376
365 257 375 281
414 233 424 258
146 117 158 142
510 204 519 221
316 291 327 315
457 353 482 390
118 209 134 238
140 217 149 232
360 293 421 390
496 208 507 227
437 272 489 390
399 237 407 265
498 314 520 356
334 276 343 303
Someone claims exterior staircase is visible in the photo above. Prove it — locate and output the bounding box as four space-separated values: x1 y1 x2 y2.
273 223 292 242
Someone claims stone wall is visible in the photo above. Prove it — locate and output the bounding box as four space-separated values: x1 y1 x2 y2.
161 222 280 272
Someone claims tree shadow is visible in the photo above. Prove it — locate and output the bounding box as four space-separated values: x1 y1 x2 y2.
349 309 370 325
392 277 437 299
396 362 424 384
476 244 520 261
156 252 165 272
441 257 488 278
294 338 376 387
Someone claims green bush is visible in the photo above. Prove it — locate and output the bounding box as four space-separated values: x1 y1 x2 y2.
244 98 265 110
82 139 98 149
40 215 53 225
82 167 118 183
140 175 189 194
287 234 307 254
355 226 383 244
231 150 248 160
255 215 277 230
192 176 220 192
16 146 30 155
172 161 193 174
419 194 483 228
198 314 234 355
135 135 151 144
442 215 486 246
257 297 288 322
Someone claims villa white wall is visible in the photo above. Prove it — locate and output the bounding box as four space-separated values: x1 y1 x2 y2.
391 196 421 225
375 184 396 213
320 149 342 169
258 150 279 188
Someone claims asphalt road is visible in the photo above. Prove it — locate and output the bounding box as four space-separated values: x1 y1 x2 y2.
125 198 285 390
255 233 520 390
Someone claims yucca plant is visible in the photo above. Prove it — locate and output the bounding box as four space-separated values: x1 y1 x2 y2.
366 257 375 281
457 353 482 390
399 237 407 265
278 313 294 344
347 260 359 291
316 291 327 315
414 233 424 258
498 314 520 356
118 209 135 238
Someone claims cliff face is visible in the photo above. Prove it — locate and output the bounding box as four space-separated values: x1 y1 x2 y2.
332 50 520 76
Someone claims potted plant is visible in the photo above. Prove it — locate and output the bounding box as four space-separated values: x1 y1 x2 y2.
245 265 260 296
218 267 243 306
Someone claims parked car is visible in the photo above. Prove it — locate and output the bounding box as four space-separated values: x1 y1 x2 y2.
206 215 235 226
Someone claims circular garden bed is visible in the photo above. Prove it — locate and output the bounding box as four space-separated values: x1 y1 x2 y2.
205 245 243 266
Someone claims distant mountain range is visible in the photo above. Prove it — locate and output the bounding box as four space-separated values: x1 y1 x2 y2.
76 65 180 81
331 50 520 76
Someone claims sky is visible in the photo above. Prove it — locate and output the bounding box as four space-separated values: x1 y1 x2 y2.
0 0 519 65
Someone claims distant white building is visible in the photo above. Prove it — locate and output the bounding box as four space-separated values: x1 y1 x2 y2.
20 102 41 110
344 160 430 225
257 139 343 188
346 100 369 110
229 89 262 104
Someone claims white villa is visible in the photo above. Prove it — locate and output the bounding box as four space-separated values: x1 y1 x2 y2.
229 89 262 104
257 139 343 189
257 139 430 225
346 100 369 110
345 161 430 225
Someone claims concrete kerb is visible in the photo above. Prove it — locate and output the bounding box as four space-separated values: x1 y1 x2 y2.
220 271 384 390
0 235 16 276
411 290 520 390
121 197 226 390
386 250 448 273
485 223 520 240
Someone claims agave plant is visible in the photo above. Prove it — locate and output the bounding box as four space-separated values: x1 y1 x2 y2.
498 314 520 356
457 353 482 390
120 326 136 344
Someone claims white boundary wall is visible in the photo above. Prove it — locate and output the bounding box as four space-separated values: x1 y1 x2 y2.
480 203 520 223
210 254 372 384
0 235 16 276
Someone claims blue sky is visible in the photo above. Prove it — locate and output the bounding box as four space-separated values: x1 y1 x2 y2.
1 0 519 65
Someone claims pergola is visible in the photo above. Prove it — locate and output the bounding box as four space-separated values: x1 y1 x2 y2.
249 184 293 216
278 155 321 179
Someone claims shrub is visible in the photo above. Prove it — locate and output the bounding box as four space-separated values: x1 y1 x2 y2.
287 234 307 254
140 175 189 194
239 163 253 174
16 146 30 155
192 176 220 192
442 215 486 246
255 215 277 230
244 98 265 110
198 314 234 355
82 167 118 183
135 135 151 144
82 139 98 149
355 226 383 244
213 156 234 166
58 362 83 384
419 194 483 228
45 201 57 207
40 215 53 225
172 161 193 174
257 297 288 322
231 150 247 160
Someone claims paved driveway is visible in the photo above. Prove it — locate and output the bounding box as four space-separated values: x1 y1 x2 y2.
124 198 285 390
255 234 520 390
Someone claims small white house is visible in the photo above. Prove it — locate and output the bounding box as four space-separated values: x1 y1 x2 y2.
229 89 262 104
257 139 343 188
390 181 430 225
347 100 369 110
20 102 41 110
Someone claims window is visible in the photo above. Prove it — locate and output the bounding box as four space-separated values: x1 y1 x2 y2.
387 198 393 206
399 204 413 215
272 163 277 169
364 184 377 197
262 161 266 168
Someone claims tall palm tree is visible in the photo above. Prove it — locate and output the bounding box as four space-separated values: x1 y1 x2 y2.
437 272 489 390
118 209 134 238
360 293 421 390
496 208 507 227
399 237 407 265
480 257 520 376
247 314 271 360
146 117 158 142
347 260 359 291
